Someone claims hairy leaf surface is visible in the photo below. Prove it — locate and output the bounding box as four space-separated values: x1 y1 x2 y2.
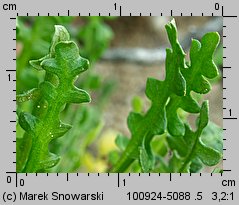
17 25 90 172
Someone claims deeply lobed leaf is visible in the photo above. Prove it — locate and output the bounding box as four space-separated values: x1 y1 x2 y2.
113 19 221 173
17 25 91 172
167 101 222 172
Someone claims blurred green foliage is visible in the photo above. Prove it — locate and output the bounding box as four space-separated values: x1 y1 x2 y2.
78 17 115 63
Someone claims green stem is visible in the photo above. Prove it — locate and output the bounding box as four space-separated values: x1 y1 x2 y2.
179 128 203 173
112 102 167 173
23 98 63 172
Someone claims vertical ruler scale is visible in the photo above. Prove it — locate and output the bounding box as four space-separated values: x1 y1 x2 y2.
2 7 17 172
222 10 238 174
0 0 238 204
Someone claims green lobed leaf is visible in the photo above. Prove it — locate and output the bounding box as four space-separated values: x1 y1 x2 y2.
39 153 60 171
17 25 91 172
112 19 220 173
17 17 75 94
183 32 219 94
18 112 38 134
196 141 221 166
167 101 222 172
29 24 71 71
50 25 70 56
166 26 220 137
50 122 72 140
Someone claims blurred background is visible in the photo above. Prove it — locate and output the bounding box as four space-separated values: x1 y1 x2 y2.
16 16 223 172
